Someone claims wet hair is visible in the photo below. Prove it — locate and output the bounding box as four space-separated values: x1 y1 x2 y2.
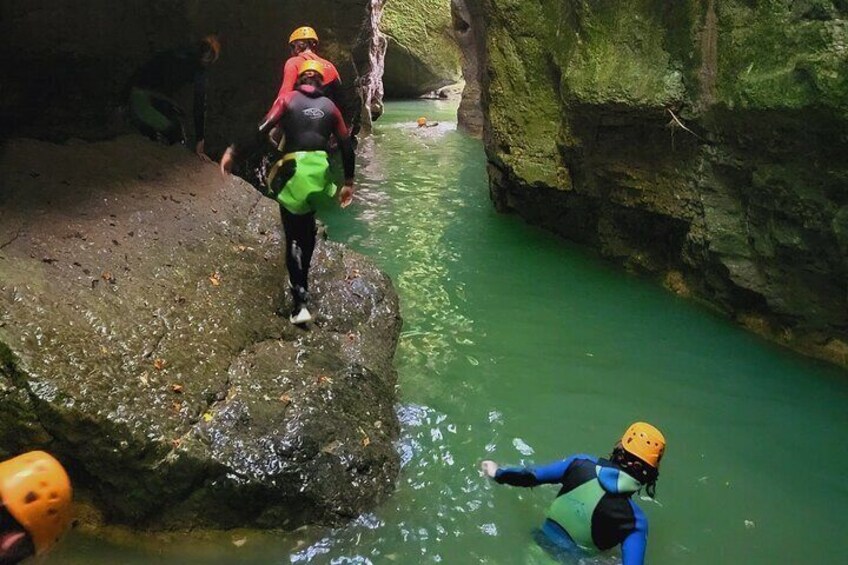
291 39 318 54
296 74 323 90
610 445 660 498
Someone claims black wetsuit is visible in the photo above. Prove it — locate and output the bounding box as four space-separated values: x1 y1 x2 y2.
233 83 354 310
127 45 207 144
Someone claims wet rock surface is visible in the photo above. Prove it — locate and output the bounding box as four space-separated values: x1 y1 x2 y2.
0 136 402 529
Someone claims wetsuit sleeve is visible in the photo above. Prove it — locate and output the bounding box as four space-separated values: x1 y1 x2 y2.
494 454 596 487
230 95 287 159
193 70 207 142
332 102 355 181
621 502 648 565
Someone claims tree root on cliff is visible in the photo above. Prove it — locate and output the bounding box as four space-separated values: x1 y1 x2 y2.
666 108 703 149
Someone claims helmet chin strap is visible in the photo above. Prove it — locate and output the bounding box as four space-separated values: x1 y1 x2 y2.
1 531 27 552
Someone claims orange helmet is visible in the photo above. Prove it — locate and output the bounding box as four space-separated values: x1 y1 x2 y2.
289 26 319 45
0 451 73 556
417 117 427 126
298 59 324 78
203 35 221 63
620 422 666 468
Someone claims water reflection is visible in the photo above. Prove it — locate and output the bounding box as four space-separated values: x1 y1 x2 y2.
344 121 476 381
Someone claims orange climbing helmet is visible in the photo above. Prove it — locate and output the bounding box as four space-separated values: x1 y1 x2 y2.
0 451 73 556
620 422 666 468
417 117 427 126
203 35 221 63
298 59 325 78
289 26 319 45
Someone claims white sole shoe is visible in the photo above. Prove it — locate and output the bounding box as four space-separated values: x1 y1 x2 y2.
289 307 313 325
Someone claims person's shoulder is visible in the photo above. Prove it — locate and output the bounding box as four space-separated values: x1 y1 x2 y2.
319 58 340 78
284 56 303 69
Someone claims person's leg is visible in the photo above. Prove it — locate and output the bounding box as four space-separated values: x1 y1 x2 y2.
281 207 317 318
129 88 184 144
149 95 186 145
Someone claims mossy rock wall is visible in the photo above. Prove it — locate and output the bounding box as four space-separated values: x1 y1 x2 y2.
0 0 372 149
466 0 848 367
381 0 462 97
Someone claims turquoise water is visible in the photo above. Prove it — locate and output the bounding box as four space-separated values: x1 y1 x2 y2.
60 100 848 563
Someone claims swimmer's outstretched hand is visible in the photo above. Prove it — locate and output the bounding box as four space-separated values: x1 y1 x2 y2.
480 460 499 479
220 147 235 177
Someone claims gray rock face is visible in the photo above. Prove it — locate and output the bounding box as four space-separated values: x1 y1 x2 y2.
380 0 462 99
451 0 484 136
0 136 402 529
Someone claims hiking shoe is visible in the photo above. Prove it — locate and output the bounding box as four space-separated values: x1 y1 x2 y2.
289 306 313 325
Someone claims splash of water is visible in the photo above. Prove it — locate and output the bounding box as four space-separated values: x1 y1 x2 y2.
360 0 388 132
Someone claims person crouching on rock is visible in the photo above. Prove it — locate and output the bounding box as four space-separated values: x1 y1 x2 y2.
481 423 666 565
0 451 73 564
221 60 355 326
126 35 220 161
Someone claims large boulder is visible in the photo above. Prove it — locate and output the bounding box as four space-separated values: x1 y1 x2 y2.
0 136 402 529
463 0 848 367
381 0 462 97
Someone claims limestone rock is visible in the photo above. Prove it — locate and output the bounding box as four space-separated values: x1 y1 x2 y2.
461 0 848 367
381 0 462 97
0 136 402 529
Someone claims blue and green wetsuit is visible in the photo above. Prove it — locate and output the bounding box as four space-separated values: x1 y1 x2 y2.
495 455 649 565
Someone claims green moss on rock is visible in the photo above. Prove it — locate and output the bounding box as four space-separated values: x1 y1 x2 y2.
382 0 462 96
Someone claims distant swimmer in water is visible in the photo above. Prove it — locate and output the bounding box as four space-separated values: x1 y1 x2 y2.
481 423 666 565
0 451 73 564
417 117 439 129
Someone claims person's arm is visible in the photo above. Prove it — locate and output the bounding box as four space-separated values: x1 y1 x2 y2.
331 101 355 207
193 70 210 160
221 96 287 176
621 502 649 565
276 58 299 101
484 454 597 487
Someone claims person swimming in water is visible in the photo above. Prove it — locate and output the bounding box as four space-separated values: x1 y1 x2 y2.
481 422 666 565
416 116 439 128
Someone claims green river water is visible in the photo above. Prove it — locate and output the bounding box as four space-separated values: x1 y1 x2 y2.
60 100 848 563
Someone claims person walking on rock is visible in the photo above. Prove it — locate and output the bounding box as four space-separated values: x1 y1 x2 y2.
221 60 355 325
126 35 220 161
481 423 666 565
